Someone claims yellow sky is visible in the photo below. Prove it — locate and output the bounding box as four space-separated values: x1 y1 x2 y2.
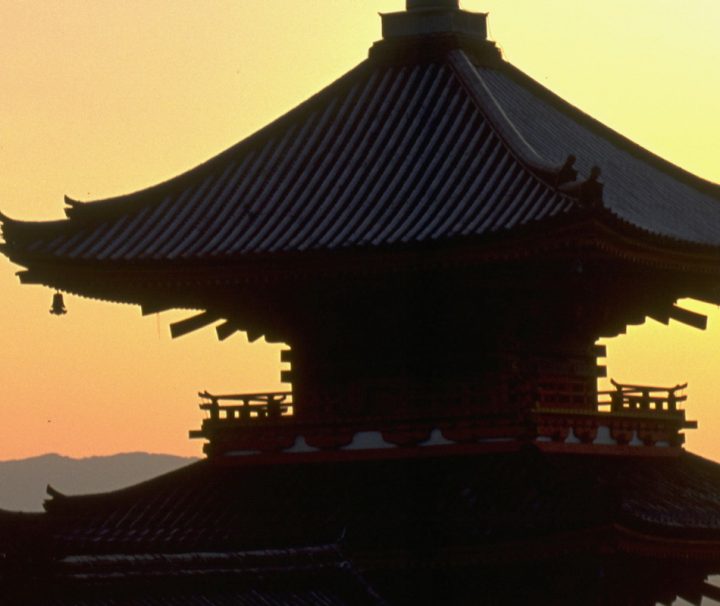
1 1 719 460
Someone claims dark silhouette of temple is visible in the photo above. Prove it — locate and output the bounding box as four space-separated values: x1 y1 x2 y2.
3 1 720 603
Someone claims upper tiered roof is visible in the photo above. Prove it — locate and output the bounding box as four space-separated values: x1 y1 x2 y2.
2 58 576 261
3 0 720 296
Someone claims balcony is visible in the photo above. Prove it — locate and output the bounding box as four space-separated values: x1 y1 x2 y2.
190 380 696 457
599 380 687 415
190 389 528 457
534 380 696 448
195 391 294 423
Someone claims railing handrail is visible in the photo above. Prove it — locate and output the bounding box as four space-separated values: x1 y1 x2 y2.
198 390 293 423
605 379 687 393
595 379 689 415
597 395 687 404
199 390 292 403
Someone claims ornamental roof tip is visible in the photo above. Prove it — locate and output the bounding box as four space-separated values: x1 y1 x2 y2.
46 484 65 500
18 451 720 552
557 165 605 208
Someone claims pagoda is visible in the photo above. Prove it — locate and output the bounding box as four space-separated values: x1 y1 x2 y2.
2 1 720 604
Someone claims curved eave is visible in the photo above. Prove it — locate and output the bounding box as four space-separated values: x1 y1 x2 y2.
9 209 720 314
1 53 583 271
3 42 720 279
612 524 720 565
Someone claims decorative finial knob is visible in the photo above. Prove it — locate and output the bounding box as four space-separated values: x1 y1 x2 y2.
407 0 460 10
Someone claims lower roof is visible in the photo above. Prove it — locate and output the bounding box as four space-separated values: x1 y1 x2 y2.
4 545 385 606
4 448 720 604
4 448 720 557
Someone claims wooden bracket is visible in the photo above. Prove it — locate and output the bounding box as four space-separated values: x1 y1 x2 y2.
668 305 707 330
170 311 220 338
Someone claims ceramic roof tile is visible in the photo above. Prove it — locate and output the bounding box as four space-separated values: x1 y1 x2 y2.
1 57 577 268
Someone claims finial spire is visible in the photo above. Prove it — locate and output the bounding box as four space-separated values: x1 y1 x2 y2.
407 0 460 9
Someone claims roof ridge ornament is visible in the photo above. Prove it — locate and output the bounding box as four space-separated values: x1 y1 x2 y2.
560 165 605 209
526 154 578 188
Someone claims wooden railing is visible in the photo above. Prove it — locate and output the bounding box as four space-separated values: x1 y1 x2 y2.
597 380 687 415
534 379 694 448
192 381 694 453
199 391 293 422
200 381 686 423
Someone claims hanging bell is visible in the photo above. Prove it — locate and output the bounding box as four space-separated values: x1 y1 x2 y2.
50 292 67 315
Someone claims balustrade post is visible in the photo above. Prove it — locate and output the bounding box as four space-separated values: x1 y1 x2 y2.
268 396 281 419
640 389 650 411
241 397 251 420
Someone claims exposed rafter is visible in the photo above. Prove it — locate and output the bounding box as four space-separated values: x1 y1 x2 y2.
141 302 176 316
169 311 221 339
668 305 707 330
216 321 241 341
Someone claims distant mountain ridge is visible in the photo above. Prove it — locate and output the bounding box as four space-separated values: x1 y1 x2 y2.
0 452 198 512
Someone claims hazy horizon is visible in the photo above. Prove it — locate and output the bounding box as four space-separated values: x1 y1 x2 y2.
0 450 199 463
0 451 198 512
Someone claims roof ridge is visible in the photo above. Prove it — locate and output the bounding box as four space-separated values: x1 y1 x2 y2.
448 50 545 164
448 49 587 202
499 61 720 202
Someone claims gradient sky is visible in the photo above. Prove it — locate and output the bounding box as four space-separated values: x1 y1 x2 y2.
1 1 719 460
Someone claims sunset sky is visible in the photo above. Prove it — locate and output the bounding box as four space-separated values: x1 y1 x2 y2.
1 0 719 461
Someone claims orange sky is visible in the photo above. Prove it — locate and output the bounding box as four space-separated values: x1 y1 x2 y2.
1 1 719 460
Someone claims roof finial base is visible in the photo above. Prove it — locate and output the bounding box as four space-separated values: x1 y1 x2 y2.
407 0 460 10
382 2 487 43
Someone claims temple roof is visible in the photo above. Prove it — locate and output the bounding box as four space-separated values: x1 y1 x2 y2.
7 449 720 555
1 54 577 265
4 448 720 603
1 542 385 605
3 3 720 293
